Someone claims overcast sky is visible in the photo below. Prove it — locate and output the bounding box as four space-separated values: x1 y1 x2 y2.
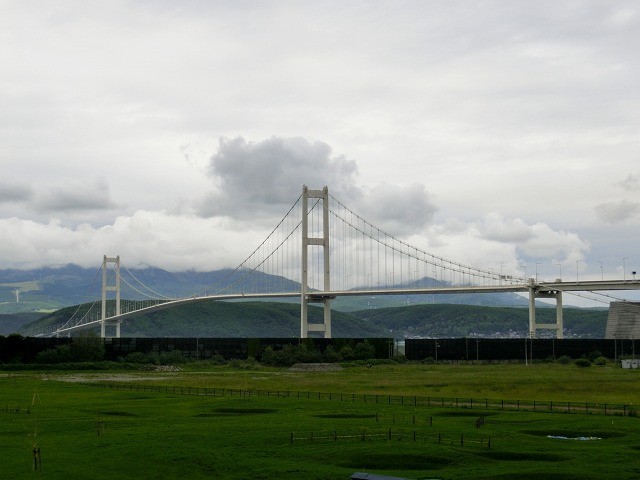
1 1 639 305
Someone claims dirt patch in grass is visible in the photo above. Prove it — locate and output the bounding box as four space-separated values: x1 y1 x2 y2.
51 373 173 383
341 453 454 470
289 363 343 371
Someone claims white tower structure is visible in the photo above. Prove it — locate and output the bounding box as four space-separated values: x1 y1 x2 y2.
528 279 564 339
101 255 122 338
300 186 333 338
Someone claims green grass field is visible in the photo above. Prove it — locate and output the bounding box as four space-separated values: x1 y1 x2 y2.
1 363 639 479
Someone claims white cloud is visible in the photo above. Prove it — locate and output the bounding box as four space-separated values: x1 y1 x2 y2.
33 178 118 213
0 179 33 203
618 173 640 192
198 136 360 219
0 0 638 293
0 211 263 271
594 199 640 223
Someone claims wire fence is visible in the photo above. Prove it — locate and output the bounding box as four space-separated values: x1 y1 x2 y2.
289 428 492 448
81 383 637 417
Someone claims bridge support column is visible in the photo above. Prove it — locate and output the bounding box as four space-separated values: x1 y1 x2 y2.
528 280 563 339
101 255 122 338
301 186 332 338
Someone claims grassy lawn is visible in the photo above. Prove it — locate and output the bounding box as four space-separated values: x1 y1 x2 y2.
1 363 639 479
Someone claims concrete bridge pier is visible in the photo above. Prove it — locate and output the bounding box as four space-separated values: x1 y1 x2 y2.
528 279 563 339
101 255 122 338
301 186 332 338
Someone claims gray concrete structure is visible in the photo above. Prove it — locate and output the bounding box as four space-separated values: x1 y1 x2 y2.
605 302 640 339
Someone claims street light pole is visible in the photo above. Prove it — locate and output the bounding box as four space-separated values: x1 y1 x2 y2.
599 261 603 280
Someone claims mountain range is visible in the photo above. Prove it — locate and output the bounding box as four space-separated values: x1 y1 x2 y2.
0 263 532 315
0 264 608 338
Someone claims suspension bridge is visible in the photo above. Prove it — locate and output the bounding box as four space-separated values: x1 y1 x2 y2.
34 186 640 339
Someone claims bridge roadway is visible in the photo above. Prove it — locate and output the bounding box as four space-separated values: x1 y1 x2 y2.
50 279 640 336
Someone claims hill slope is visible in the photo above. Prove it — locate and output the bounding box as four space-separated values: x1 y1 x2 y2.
17 300 608 339
350 304 608 338
1 264 532 314
20 301 390 338
0 313 45 335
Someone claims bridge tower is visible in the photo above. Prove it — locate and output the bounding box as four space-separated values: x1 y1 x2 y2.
101 255 122 338
528 279 564 339
301 186 333 338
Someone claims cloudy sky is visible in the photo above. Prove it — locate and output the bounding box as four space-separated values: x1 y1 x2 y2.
1 1 639 304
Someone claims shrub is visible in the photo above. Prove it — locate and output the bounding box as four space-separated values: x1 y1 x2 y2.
353 341 376 360
323 345 342 363
70 332 105 361
587 350 603 362
574 358 591 368
125 352 148 364
158 350 188 365
556 355 571 364
391 354 408 364
339 345 355 360
593 356 608 366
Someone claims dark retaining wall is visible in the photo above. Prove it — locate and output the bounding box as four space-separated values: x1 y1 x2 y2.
0 335 637 363
404 338 638 362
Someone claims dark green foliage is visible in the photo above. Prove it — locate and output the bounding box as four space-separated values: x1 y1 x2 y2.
353 340 375 359
260 340 377 366
575 358 592 368
22 301 389 338
556 355 572 364
351 303 607 338
593 356 608 366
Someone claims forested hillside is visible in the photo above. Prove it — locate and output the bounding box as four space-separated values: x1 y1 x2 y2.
20 301 389 338
18 300 608 338
350 304 608 338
